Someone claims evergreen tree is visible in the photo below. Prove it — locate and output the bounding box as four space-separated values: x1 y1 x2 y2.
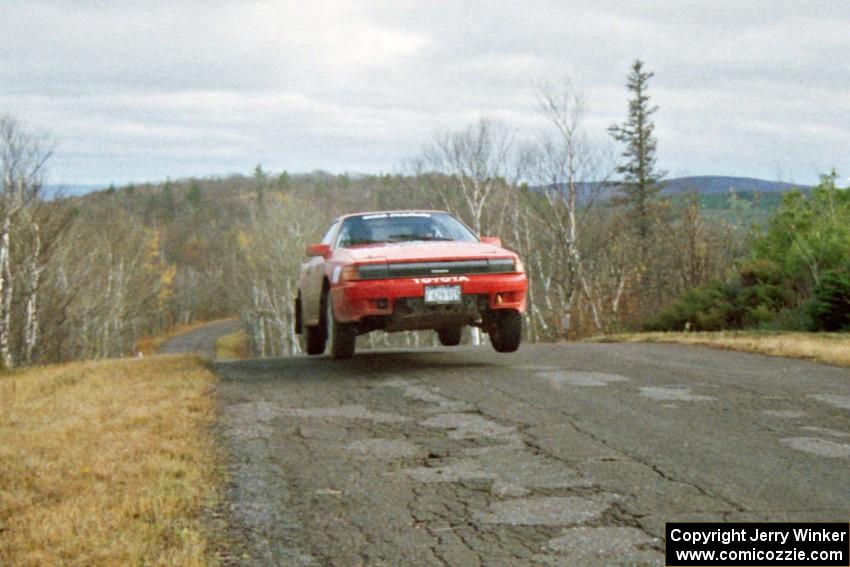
161 178 176 222
254 164 266 207
187 181 202 206
608 60 664 245
277 170 290 190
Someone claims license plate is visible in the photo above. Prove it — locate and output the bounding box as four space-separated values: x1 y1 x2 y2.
424 285 462 304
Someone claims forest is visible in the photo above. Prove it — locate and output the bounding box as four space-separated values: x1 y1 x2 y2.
1 61 846 367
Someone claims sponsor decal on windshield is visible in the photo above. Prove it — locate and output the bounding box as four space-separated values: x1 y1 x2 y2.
362 212 432 220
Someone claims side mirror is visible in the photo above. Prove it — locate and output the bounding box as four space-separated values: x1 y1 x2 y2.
480 236 502 247
306 243 331 257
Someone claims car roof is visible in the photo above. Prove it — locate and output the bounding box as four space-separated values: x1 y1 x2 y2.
335 210 451 222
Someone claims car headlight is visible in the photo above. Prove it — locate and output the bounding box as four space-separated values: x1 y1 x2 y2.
332 265 360 284
339 266 359 282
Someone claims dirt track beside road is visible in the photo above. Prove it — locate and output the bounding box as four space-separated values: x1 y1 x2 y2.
160 319 242 359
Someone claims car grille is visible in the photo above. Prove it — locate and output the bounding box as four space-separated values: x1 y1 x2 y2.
357 258 514 280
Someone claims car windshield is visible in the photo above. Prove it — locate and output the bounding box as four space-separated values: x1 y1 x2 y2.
336 212 477 247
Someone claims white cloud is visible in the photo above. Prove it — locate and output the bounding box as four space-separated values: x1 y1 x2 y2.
1 0 848 184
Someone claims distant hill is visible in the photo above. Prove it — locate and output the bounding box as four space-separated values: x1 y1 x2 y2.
56 175 809 201
659 176 807 195
45 184 109 199
532 175 810 206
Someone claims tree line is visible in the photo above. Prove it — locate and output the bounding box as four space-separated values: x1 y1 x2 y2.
647 171 850 332
3 60 839 367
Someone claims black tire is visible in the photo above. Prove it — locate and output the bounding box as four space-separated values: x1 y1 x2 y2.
326 291 356 359
302 291 326 355
294 294 303 334
437 326 463 346
489 310 522 353
303 323 326 355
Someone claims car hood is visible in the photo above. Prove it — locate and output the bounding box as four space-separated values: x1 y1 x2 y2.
337 241 515 263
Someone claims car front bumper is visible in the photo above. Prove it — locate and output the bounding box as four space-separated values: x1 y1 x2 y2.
330 273 528 324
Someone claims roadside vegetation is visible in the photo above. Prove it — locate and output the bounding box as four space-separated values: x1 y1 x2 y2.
1 59 845 366
0 356 220 566
592 331 850 368
644 172 850 334
216 329 249 359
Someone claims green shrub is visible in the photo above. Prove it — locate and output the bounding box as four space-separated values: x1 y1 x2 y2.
738 258 782 287
644 172 850 333
757 306 815 332
808 267 850 331
644 280 740 331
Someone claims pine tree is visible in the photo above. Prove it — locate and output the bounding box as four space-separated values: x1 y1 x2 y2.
161 178 176 223
254 164 266 207
608 60 664 245
187 182 202 206
277 170 290 190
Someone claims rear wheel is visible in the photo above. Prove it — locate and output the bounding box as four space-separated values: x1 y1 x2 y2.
303 317 326 355
301 290 327 355
489 310 522 353
437 326 463 346
325 291 356 359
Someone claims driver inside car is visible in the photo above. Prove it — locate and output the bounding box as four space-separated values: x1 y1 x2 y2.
343 218 373 245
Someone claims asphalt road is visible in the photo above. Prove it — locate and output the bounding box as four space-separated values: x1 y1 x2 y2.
179 338 848 567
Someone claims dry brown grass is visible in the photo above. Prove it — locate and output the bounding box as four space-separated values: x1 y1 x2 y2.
215 330 249 360
0 355 220 566
591 331 850 368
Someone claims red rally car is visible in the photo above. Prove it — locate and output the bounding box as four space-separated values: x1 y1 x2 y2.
295 210 528 359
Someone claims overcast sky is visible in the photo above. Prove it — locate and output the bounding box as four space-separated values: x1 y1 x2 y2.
2 0 848 186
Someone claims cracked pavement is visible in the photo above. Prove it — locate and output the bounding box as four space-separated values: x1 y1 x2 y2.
202 342 849 566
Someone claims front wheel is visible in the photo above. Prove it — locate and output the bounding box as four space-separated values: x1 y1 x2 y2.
325 291 356 359
489 310 522 353
299 293 325 355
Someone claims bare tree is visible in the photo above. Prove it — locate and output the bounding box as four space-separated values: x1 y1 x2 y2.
34 201 163 361
524 81 612 336
420 117 515 235
235 195 322 357
0 115 52 368
16 202 73 363
580 209 638 331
